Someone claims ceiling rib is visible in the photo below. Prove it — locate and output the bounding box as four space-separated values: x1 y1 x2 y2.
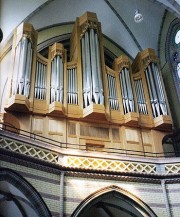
147 0 180 17
24 0 55 23
104 0 143 52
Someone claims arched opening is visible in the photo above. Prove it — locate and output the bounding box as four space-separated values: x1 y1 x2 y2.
162 134 176 157
72 185 157 217
0 168 51 217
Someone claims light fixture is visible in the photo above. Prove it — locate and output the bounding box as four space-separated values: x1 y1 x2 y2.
134 9 143 23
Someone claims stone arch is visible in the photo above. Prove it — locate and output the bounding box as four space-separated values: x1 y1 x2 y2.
0 168 51 217
71 185 157 217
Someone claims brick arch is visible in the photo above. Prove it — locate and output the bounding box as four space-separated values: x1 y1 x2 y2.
71 185 157 217
0 168 51 217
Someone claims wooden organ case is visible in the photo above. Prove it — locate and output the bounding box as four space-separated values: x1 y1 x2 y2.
4 12 172 155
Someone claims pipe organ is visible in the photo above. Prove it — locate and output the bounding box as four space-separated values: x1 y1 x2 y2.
4 12 172 155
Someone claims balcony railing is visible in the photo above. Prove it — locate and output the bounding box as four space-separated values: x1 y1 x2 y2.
0 123 178 158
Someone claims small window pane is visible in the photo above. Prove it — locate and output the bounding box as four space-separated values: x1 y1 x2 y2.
177 63 180 78
175 30 180 44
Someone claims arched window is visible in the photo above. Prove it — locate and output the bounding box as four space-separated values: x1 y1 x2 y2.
166 18 180 101
0 168 51 217
72 185 157 217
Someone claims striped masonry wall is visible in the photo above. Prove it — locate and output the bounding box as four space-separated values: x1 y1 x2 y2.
64 176 166 217
166 183 180 216
0 160 60 217
1 157 180 217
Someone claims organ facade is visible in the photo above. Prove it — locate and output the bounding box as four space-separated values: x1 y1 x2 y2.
3 12 172 155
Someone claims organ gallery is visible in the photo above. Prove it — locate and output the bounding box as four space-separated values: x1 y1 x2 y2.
3 12 172 154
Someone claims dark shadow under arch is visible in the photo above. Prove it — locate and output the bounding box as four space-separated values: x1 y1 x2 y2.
0 168 51 217
71 185 157 217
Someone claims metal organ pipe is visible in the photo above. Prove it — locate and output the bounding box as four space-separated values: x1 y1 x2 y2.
119 68 135 114
95 33 104 104
90 28 99 104
107 73 119 110
134 79 147 114
145 63 168 117
51 58 55 103
12 40 21 95
152 63 167 115
81 28 104 108
35 60 47 100
12 36 33 98
139 79 148 114
50 55 64 103
67 67 78 104
85 31 92 107
25 41 33 97
18 36 28 95
148 65 160 116
125 68 134 112
81 37 87 107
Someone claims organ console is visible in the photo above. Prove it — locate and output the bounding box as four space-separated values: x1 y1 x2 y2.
4 12 172 154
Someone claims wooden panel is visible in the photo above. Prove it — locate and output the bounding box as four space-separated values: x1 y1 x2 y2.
68 122 76 136
112 128 120 141
125 128 139 142
142 130 152 145
33 117 44 134
80 125 109 139
144 144 153 153
49 119 63 135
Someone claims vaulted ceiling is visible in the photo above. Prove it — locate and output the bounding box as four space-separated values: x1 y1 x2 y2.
0 0 179 59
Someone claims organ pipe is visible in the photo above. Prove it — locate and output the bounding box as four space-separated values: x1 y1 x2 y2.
12 35 33 98
81 28 104 108
67 67 78 104
119 68 135 114
145 62 167 117
35 60 47 100
107 73 119 110
134 79 148 114
50 55 64 103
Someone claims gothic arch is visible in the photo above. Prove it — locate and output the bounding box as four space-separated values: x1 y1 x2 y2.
71 185 157 217
0 168 51 217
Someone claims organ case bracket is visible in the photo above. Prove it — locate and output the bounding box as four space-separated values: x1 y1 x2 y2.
5 23 38 113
